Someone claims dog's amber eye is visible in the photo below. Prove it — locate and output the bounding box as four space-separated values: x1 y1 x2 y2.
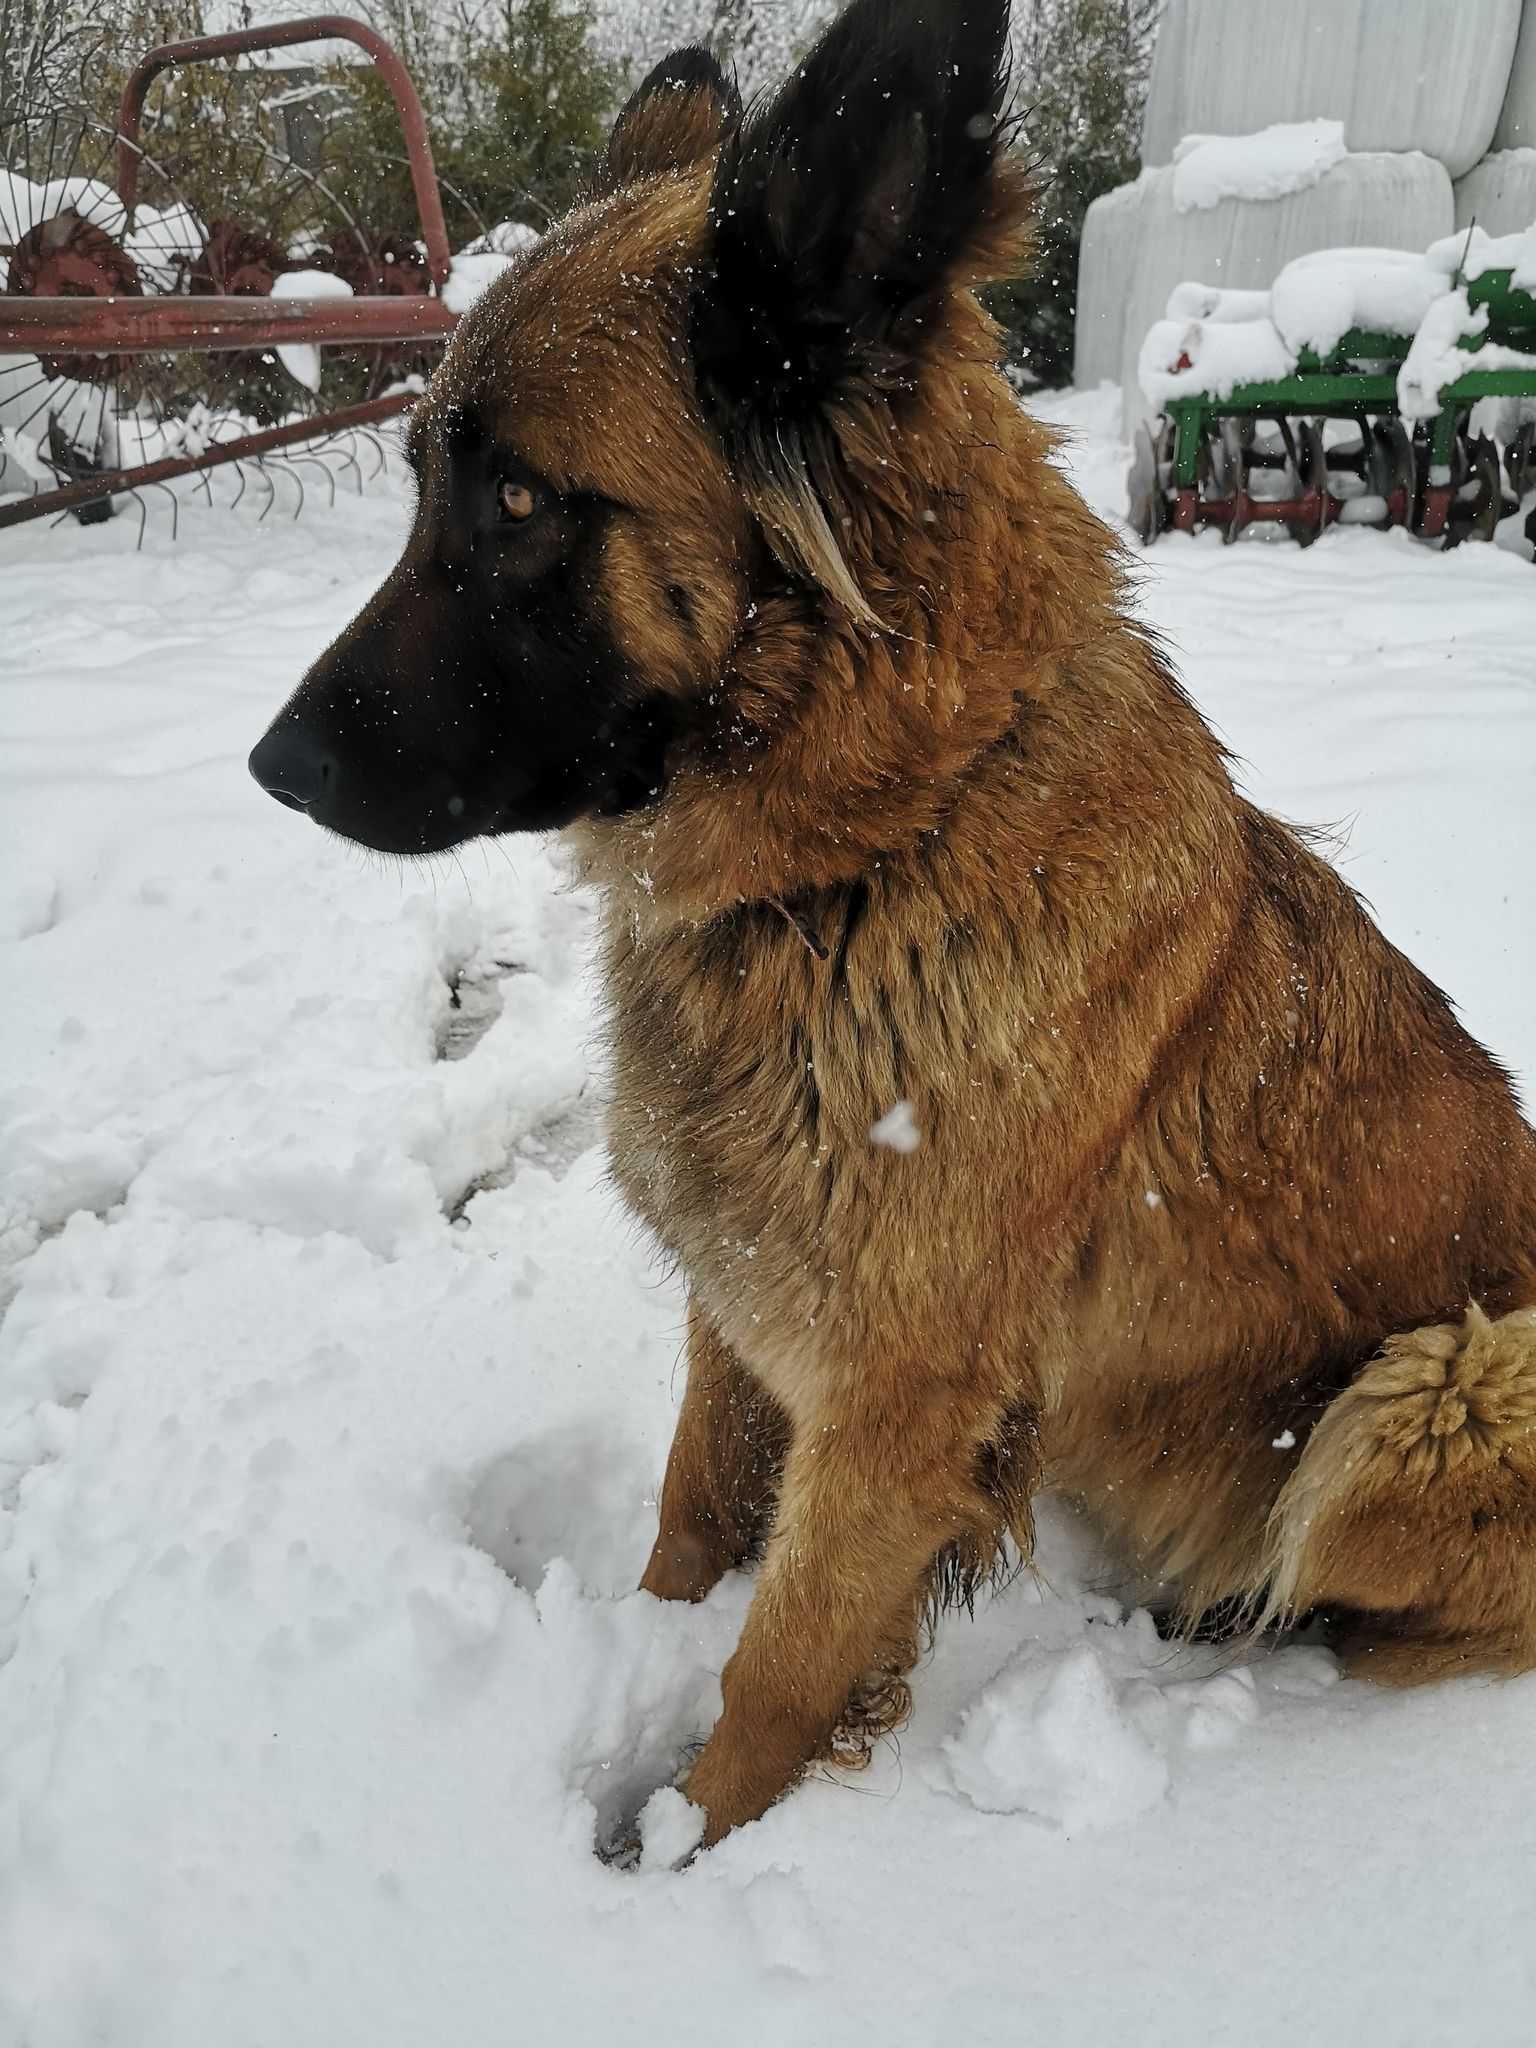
498 480 536 522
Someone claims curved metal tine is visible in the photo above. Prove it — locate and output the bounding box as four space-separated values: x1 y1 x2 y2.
54 108 94 218
332 434 366 494
11 374 72 444
0 372 57 415
130 486 149 549
254 459 278 524
229 459 250 513
291 451 337 509
149 477 178 543
360 428 388 485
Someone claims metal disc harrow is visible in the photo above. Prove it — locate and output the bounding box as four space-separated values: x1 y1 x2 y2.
1131 276 1536 557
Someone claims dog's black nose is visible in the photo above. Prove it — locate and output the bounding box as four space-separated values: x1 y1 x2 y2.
248 725 337 814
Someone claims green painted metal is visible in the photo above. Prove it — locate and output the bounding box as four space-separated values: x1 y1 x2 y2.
1146 273 1536 548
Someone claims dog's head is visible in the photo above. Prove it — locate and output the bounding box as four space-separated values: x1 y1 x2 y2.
249 0 1032 858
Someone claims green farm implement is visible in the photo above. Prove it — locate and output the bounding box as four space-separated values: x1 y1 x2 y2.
1130 257 1536 552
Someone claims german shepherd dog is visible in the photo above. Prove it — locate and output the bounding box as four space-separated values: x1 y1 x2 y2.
251 0 1536 1845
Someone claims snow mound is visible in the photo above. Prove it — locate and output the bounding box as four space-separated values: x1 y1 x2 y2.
943 1606 1337 1833
1138 314 1292 409
1270 246 1451 358
1172 121 1347 214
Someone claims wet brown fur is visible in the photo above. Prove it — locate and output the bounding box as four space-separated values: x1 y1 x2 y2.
408 37 1536 1845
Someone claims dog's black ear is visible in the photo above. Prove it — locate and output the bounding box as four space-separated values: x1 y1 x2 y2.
693 0 1025 425
600 48 741 192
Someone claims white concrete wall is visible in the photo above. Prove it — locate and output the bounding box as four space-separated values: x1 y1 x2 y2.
1455 149 1536 235
1494 0 1536 149
1142 0 1521 183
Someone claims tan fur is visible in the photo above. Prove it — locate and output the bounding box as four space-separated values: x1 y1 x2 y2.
414 102 1536 1847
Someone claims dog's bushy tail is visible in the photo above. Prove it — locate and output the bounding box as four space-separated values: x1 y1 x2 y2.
1256 1303 1536 1680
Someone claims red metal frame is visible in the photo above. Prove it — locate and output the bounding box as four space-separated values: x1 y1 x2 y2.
1 16 457 361
115 16 453 289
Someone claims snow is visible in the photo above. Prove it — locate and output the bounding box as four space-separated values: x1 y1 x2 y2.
123 202 206 295
1138 314 1292 408
1430 221 1536 291
442 251 520 317
1395 288 1536 423
868 1101 921 1153
0 172 125 244
1172 121 1347 214
1270 245 1453 357
2 389 1536 2045
270 270 355 393
1136 222 1536 409
1164 282 1272 325
943 1604 1339 1834
458 221 542 260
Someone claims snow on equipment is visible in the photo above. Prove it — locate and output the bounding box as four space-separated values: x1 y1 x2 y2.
1130 227 1536 552
0 16 459 533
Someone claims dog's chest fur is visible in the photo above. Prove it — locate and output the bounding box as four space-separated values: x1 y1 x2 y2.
591 769 1234 1428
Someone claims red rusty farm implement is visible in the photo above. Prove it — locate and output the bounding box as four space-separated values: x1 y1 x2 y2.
0 17 461 532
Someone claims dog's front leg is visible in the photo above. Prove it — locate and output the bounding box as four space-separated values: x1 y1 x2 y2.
683 1389 1000 1844
640 1305 789 1602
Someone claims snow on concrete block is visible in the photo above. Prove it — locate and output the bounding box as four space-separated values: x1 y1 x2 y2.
1171 121 1346 213
1495 0 1536 149
1143 0 1522 183
1456 148 1536 235
1077 153 1454 428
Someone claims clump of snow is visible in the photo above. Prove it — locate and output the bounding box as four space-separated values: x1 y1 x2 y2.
636 1785 705 1871
0 171 125 243
869 1100 921 1152
443 251 519 316
1172 121 1347 215
1394 287 1536 421
1270 246 1451 357
1429 220 1536 290
269 268 354 301
1165 282 1272 325
943 1605 1338 1832
1138 314 1293 408
269 269 356 391
945 1625 1172 1830
459 220 541 259
123 201 205 294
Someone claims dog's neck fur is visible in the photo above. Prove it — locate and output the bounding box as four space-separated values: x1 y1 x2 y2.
569 293 1190 939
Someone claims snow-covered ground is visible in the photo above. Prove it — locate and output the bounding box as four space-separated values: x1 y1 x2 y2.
2 389 1535 2047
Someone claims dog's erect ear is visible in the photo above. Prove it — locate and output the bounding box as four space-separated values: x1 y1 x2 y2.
600 48 741 192
694 0 1026 425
